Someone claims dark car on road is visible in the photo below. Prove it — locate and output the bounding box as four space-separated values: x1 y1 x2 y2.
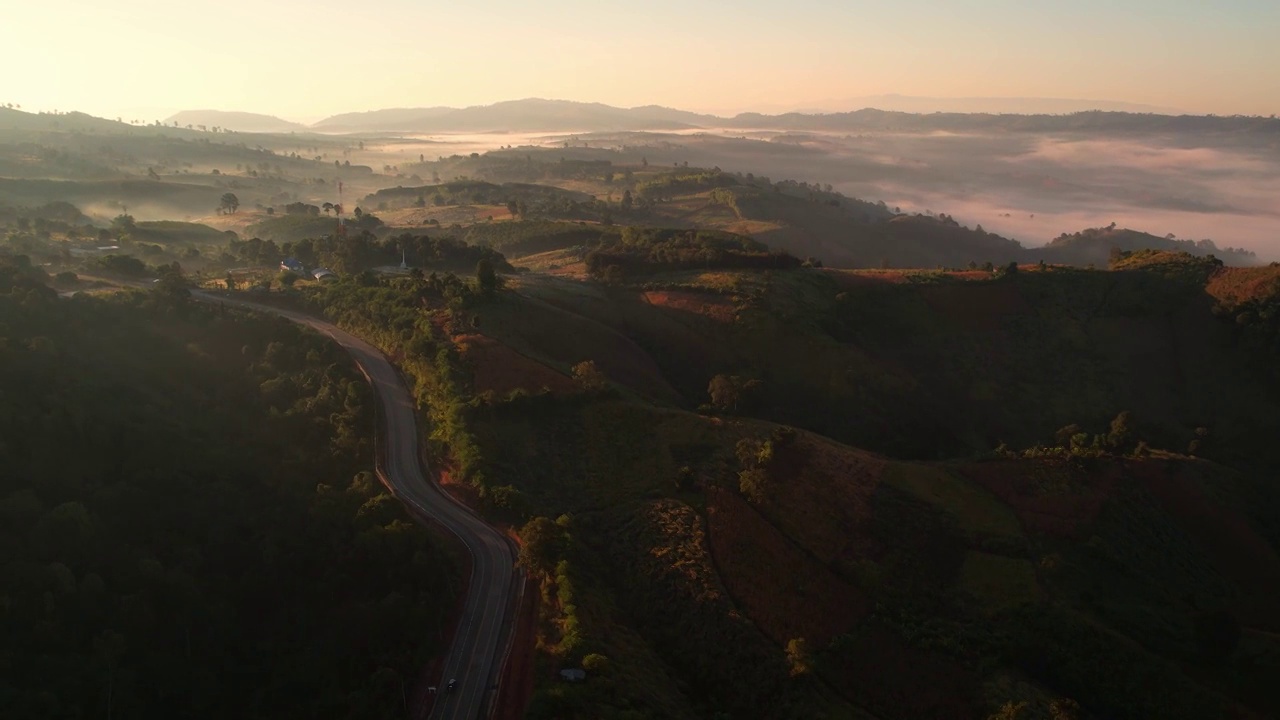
447 678 458 693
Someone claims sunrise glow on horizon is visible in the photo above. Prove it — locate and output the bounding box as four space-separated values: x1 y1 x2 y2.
5 0 1278 120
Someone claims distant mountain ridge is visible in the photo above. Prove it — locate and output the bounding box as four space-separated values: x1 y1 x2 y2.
310 99 712 133
165 98 1280 136
166 110 308 133
801 93 1188 115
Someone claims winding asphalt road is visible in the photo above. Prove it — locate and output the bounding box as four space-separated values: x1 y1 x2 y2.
195 292 518 720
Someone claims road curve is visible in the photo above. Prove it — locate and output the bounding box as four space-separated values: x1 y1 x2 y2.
195 292 519 720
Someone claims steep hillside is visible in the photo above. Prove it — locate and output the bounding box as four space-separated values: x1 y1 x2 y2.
288 257 1280 719
506 264 1280 472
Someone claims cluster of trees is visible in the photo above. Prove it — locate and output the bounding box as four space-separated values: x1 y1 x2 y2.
301 270 497 490
734 426 795 504
0 256 457 717
462 221 606 257
634 169 738 202
365 180 579 211
583 227 801 282
270 232 512 276
228 226 516 282
246 211 383 246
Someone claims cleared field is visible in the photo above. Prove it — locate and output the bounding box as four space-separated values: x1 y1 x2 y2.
958 551 1040 610
882 462 1024 541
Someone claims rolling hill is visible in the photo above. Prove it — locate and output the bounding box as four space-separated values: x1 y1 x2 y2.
282 249 1280 720
165 110 309 133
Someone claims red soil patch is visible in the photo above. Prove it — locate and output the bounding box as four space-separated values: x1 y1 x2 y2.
436 468 485 510
830 624 980 719
454 333 577 396
958 459 1122 538
491 573 538 720
946 270 996 281
706 486 868 647
920 281 1030 333
642 290 737 323
821 268 1002 290
1129 460 1280 629
1205 265 1280 306
821 269 913 288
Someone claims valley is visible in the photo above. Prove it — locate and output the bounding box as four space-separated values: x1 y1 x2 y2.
3 99 1279 720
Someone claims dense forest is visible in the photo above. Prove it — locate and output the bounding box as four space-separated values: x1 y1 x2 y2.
0 255 459 718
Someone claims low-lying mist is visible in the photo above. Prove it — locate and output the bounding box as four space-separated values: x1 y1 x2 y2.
443 127 1280 259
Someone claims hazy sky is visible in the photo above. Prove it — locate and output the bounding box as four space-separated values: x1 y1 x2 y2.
5 0 1277 120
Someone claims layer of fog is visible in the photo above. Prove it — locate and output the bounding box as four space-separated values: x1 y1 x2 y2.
407 127 1280 260
702 129 1279 258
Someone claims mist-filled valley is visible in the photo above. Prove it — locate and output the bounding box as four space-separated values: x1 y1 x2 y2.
3 102 1276 264
5 94 1280 720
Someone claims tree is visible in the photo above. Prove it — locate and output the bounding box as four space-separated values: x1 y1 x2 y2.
224 273 236 290
1187 426 1211 456
739 468 770 504
110 213 136 235
987 702 1028 720
620 189 633 211
571 361 607 391
708 374 741 411
517 516 562 573
1049 699 1081 720
785 638 811 676
219 193 240 214
476 258 498 297
1054 424 1081 448
1106 411 1134 451
278 270 299 288
708 374 761 412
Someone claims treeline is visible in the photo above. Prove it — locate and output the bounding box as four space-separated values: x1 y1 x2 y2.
584 227 801 280
227 231 512 275
1046 226 1257 267
410 154 622 185
365 179 583 209
463 220 606 257
300 272 496 491
245 211 384 245
0 255 458 718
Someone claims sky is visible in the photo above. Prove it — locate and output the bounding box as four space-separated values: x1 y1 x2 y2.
4 0 1278 121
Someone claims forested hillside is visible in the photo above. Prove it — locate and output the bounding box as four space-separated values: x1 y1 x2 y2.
0 256 459 718
250 253 1280 720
